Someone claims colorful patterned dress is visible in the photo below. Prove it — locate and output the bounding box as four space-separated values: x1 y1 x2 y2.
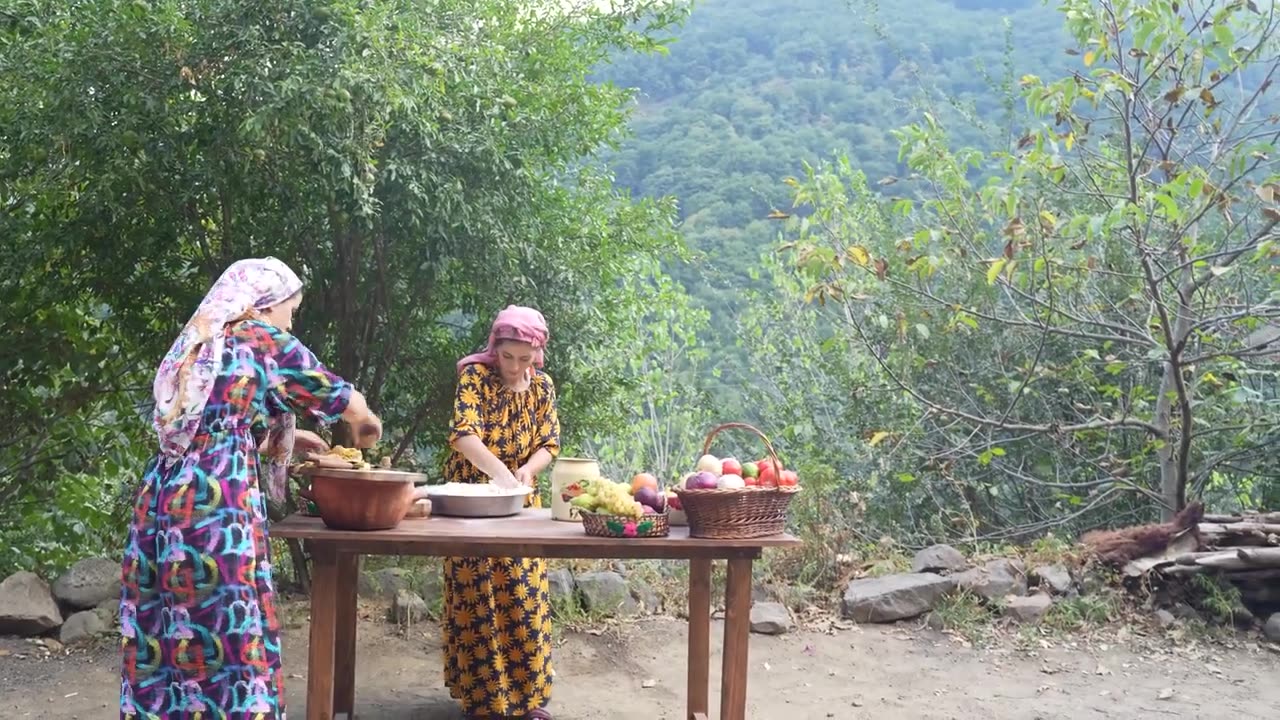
442 363 561 718
120 319 352 720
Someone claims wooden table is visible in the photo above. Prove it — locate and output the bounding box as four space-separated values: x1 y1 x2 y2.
272 509 800 720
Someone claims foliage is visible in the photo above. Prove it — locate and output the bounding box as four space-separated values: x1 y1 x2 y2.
776 0 1280 544
0 0 694 575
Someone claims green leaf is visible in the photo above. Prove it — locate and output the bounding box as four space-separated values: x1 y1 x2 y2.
986 258 1007 285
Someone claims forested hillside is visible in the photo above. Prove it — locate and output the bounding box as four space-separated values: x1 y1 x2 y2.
595 0 1070 355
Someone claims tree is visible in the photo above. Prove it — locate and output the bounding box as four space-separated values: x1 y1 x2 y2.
0 0 692 574
780 0 1280 531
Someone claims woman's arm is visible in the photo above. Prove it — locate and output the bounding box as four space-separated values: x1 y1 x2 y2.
516 448 554 484
452 434 518 487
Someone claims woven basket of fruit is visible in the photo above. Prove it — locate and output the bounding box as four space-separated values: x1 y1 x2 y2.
567 476 671 537
581 509 670 538
672 422 801 539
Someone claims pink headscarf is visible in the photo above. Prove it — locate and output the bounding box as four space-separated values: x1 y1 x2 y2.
457 305 549 374
152 257 303 463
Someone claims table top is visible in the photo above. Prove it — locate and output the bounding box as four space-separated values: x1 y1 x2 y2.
271 509 801 560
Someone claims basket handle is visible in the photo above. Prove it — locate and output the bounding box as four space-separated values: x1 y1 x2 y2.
701 422 784 474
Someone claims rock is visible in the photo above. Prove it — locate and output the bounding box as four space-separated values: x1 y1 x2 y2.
749 602 794 635
1231 605 1255 630
1171 603 1201 622
95 597 119 628
388 590 429 624
0 571 64 637
1264 613 1280 643
632 584 661 613
911 544 968 574
841 573 955 623
361 567 411 602
575 571 639 616
1004 593 1053 623
418 568 444 607
59 610 105 644
1032 564 1075 595
52 558 121 610
954 559 1027 602
1154 609 1177 628
547 568 575 603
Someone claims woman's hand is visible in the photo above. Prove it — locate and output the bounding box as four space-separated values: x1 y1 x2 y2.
352 413 382 449
491 465 521 490
292 429 330 455
513 465 537 489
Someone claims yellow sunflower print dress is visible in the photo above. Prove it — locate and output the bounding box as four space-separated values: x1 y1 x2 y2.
442 362 561 718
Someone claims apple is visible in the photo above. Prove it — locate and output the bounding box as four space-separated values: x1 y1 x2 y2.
721 457 743 477
695 454 722 474
779 470 799 487
718 473 745 489
741 462 759 479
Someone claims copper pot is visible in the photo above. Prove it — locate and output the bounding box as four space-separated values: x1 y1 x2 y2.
299 467 431 531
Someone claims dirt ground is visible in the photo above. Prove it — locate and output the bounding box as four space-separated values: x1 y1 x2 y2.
2 598 1278 720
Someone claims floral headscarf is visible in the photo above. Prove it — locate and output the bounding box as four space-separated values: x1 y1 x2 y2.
456 305 549 374
152 257 303 470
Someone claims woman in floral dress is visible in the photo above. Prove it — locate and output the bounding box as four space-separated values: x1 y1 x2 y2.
119 257 381 720
442 305 561 719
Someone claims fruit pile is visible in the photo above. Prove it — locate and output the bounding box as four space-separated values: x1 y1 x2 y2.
568 473 668 519
677 453 799 490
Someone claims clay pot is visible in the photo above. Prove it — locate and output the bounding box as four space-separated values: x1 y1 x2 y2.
299 467 430 531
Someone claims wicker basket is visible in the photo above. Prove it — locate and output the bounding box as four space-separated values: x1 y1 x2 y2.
673 423 801 539
581 510 670 538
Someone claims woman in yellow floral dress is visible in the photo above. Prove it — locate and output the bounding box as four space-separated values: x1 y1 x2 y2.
442 305 560 719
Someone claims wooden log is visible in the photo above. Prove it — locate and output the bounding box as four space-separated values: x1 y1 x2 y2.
1201 512 1280 524
1198 522 1280 535
1171 547 1280 571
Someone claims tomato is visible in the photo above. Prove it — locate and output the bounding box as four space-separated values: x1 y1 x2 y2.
721 457 743 477
757 463 778 488
779 470 799 487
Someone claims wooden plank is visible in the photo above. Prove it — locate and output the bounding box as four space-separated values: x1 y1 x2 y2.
687 559 712 720
272 510 800 560
306 545 338 720
719 557 753 720
333 553 359 716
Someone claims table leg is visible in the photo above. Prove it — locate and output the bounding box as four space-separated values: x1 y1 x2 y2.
719 557 752 720
687 558 712 720
306 544 338 720
334 553 359 717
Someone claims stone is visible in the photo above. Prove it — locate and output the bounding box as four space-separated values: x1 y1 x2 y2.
911 544 968 574
1154 609 1177 628
388 590 429 624
52 558 121 610
749 602 794 635
361 567 411 602
0 571 63 637
1263 613 1280 643
95 597 119 628
1004 593 1053 623
841 573 955 623
632 584 661 613
575 571 639 616
59 610 105 645
1032 564 1075 595
547 568 575 603
954 558 1027 602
